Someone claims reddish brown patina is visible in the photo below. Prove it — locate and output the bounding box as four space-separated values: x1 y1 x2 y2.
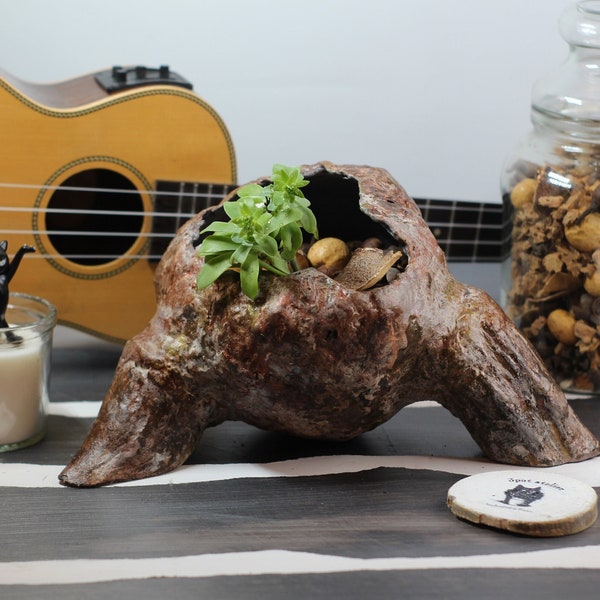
59 162 600 487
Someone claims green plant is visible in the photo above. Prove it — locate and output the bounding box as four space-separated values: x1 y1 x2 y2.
196 164 318 299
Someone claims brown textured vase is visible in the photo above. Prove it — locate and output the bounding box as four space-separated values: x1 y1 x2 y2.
59 162 600 487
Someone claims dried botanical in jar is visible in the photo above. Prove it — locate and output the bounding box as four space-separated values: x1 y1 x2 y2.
502 1 600 393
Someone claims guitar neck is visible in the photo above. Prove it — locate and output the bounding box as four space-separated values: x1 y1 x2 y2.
414 197 504 262
152 181 503 263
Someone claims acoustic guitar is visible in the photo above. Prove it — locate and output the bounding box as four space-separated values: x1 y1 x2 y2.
0 65 237 342
0 66 503 343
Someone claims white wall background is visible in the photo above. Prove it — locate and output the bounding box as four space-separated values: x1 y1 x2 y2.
0 0 575 204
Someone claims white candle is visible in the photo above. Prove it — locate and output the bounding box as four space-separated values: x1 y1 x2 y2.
0 337 46 445
0 293 56 451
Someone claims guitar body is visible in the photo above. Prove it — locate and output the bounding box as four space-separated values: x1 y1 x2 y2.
0 67 236 342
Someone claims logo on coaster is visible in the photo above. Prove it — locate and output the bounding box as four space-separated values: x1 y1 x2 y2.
500 483 544 507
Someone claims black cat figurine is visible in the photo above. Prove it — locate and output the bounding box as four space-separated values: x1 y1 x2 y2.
0 241 35 342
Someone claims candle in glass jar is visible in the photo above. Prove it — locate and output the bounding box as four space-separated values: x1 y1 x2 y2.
0 337 45 445
0 294 55 452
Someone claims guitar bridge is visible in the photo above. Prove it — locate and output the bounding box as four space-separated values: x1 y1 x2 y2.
95 65 193 93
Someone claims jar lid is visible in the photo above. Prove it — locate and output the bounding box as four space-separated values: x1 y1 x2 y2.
560 0 600 48
533 1 600 121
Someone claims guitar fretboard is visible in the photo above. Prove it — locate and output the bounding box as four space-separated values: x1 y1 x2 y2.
415 197 503 262
151 181 236 259
151 181 504 263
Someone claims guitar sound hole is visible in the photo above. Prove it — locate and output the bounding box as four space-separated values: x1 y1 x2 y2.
46 169 144 266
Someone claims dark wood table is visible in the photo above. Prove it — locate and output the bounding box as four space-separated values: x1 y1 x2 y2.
2 263 600 599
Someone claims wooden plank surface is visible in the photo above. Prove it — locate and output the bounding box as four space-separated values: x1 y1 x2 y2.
1 335 600 598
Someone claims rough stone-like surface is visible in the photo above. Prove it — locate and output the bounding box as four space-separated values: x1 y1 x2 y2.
59 162 600 487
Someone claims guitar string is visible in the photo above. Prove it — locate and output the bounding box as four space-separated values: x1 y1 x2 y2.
0 220 504 261
0 206 200 219
0 220 503 235
0 181 505 215
2 235 503 262
0 201 504 218
1 229 173 237
1 242 503 262
0 203 504 224
0 203 504 237
1 238 503 262
18 254 166 260
0 181 232 198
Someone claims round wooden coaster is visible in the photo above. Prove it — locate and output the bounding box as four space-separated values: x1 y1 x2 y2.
447 470 598 537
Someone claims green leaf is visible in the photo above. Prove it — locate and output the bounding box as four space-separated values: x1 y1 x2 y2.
239 251 260 299
269 255 291 275
278 223 303 260
299 207 318 237
253 233 279 258
222 200 243 220
196 253 234 289
237 183 267 200
231 243 252 266
196 235 240 255
199 221 240 236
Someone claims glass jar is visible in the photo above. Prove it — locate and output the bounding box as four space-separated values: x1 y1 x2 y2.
0 293 57 451
502 0 600 394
